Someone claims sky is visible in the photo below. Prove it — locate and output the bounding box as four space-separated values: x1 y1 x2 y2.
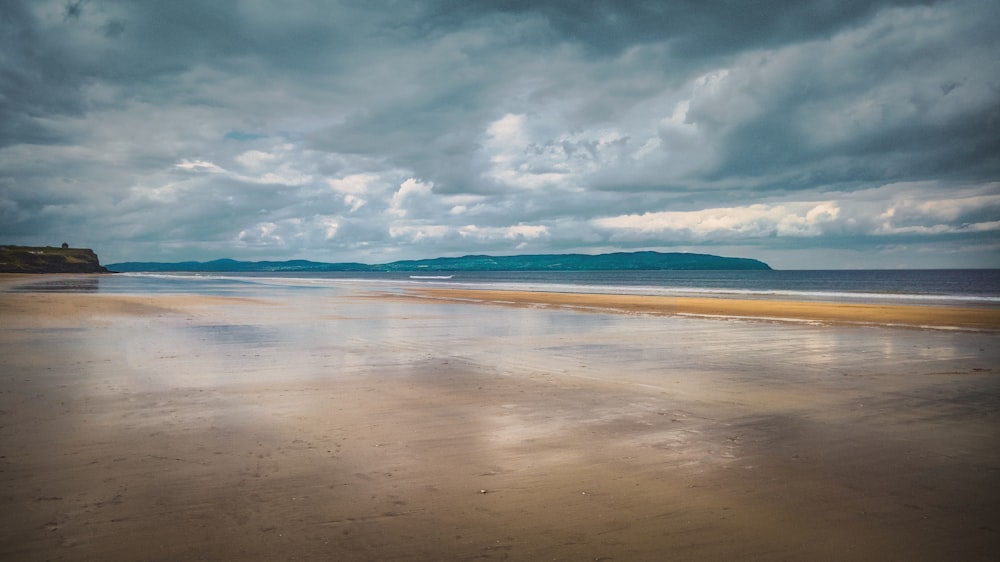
2 0 999 269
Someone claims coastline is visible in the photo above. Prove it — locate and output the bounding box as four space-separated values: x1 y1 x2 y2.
2 282 998 560
403 287 1000 330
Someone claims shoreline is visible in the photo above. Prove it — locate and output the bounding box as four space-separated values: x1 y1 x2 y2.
3 273 998 330
403 287 1000 330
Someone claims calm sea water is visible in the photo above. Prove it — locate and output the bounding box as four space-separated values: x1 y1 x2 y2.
66 269 998 307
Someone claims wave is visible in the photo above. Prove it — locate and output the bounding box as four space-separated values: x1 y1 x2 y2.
434 281 1000 305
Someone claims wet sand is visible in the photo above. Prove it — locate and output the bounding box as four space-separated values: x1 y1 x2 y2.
1 278 999 560
404 287 1000 330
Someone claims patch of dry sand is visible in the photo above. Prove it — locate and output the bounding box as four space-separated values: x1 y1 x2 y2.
405 287 1000 330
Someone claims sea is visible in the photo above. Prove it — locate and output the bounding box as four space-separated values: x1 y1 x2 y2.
14 269 999 308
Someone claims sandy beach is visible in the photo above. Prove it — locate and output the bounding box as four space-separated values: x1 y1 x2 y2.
1 275 998 560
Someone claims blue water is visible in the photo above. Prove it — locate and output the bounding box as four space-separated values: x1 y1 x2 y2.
83 269 1000 307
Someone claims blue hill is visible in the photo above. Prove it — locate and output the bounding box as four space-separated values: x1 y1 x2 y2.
108 251 771 272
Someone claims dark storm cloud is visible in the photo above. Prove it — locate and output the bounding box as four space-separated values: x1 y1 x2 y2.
425 0 933 57
0 2 88 146
689 3 1000 189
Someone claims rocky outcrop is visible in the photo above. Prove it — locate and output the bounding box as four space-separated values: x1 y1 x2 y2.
0 245 110 273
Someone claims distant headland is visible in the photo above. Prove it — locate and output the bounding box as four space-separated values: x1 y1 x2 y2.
0 245 110 274
108 251 771 272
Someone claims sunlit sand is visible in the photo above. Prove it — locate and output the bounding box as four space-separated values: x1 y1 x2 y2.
403 287 1000 331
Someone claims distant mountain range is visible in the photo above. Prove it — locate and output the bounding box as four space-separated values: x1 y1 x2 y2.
108 251 771 272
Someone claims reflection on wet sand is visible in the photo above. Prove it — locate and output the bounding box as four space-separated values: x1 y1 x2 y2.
0 282 998 560
3 275 102 293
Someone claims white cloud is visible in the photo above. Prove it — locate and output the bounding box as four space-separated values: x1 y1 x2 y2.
880 194 1000 224
486 113 529 146
176 159 226 174
389 224 450 241
257 169 312 186
176 146 312 187
876 192 1000 235
458 224 549 240
235 150 277 171
875 222 1000 235
389 177 434 217
326 173 381 195
595 202 842 240
343 194 365 212
396 177 433 198
238 221 282 245
317 216 340 240
596 188 1000 243
481 113 568 190
328 173 389 212
237 215 346 248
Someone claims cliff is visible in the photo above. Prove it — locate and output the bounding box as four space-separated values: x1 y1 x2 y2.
0 245 110 274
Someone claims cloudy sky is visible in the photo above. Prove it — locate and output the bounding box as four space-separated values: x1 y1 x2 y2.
2 0 998 268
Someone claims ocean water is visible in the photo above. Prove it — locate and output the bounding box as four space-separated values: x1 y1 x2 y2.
65 269 1000 308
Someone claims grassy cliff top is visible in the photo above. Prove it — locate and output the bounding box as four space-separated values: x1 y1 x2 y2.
0 245 110 274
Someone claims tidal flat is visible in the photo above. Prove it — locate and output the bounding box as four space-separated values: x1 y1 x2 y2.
1 275 998 560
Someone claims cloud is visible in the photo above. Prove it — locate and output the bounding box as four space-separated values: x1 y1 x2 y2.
425 0 930 58
595 184 1000 244
0 0 997 268
176 150 312 187
685 2 1000 186
595 202 843 240
876 191 1000 235
459 224 549 241
389 178 435 217
389 224 450 241
387 222 550 252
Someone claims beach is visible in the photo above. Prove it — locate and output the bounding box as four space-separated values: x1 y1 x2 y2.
1 275 999 560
